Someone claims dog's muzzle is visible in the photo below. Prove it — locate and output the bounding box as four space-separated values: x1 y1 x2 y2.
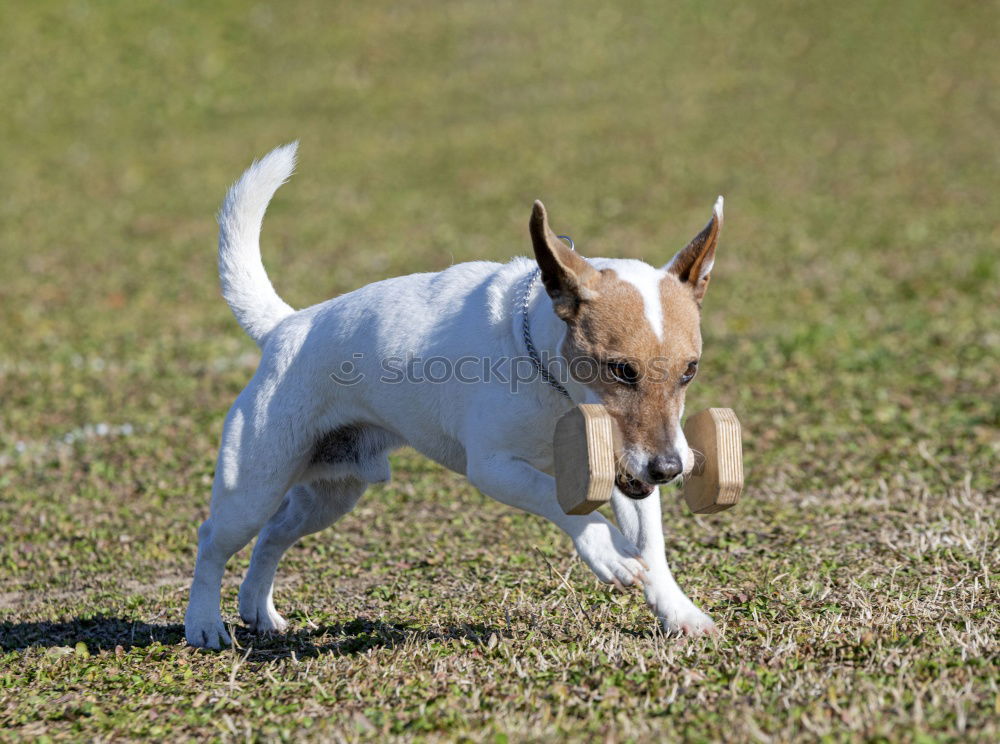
615 471 656 499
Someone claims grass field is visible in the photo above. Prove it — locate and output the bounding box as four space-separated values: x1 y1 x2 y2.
1 0 998 740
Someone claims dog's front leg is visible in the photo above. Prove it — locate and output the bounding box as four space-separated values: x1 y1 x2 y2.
611 489 716 635
467 454 647 588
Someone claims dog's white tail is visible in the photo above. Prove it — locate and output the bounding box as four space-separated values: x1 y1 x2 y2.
217 142 298 346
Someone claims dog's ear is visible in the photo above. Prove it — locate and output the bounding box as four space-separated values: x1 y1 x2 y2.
665 196 723 305
530 200 600 320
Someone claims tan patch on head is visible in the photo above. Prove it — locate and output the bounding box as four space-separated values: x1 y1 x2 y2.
560 270 702 458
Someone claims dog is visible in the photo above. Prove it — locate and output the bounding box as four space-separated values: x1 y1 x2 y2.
185 143 723 648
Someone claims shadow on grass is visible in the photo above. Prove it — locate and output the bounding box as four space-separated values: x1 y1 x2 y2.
0 615 502 661
0 615 185 652
239 617 503 662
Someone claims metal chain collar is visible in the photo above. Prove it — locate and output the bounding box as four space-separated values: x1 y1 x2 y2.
519 236 575 401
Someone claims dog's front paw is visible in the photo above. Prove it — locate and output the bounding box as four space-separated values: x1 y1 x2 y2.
572 524 647 588
658 604 716 637
640 574 717 637
185 613 232 649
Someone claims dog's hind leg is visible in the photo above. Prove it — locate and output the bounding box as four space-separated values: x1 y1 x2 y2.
238 477 366 634
184 404 306 649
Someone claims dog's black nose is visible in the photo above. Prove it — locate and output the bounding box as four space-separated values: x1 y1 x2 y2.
647 454 683 484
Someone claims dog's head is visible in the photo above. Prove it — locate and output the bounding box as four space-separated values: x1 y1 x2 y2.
530 198 722 499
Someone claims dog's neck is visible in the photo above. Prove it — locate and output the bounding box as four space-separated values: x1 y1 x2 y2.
520 269 590 407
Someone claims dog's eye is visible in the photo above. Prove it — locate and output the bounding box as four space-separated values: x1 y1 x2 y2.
680 361 698 385
607 361 639 386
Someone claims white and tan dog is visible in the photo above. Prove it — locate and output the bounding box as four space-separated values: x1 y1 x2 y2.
185 143 724 648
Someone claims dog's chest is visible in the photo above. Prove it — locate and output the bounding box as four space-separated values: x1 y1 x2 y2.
508 414 558 475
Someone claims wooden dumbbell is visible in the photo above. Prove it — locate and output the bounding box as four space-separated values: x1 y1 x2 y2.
679 408 744 513
553 405 621 515
553 405 744 515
